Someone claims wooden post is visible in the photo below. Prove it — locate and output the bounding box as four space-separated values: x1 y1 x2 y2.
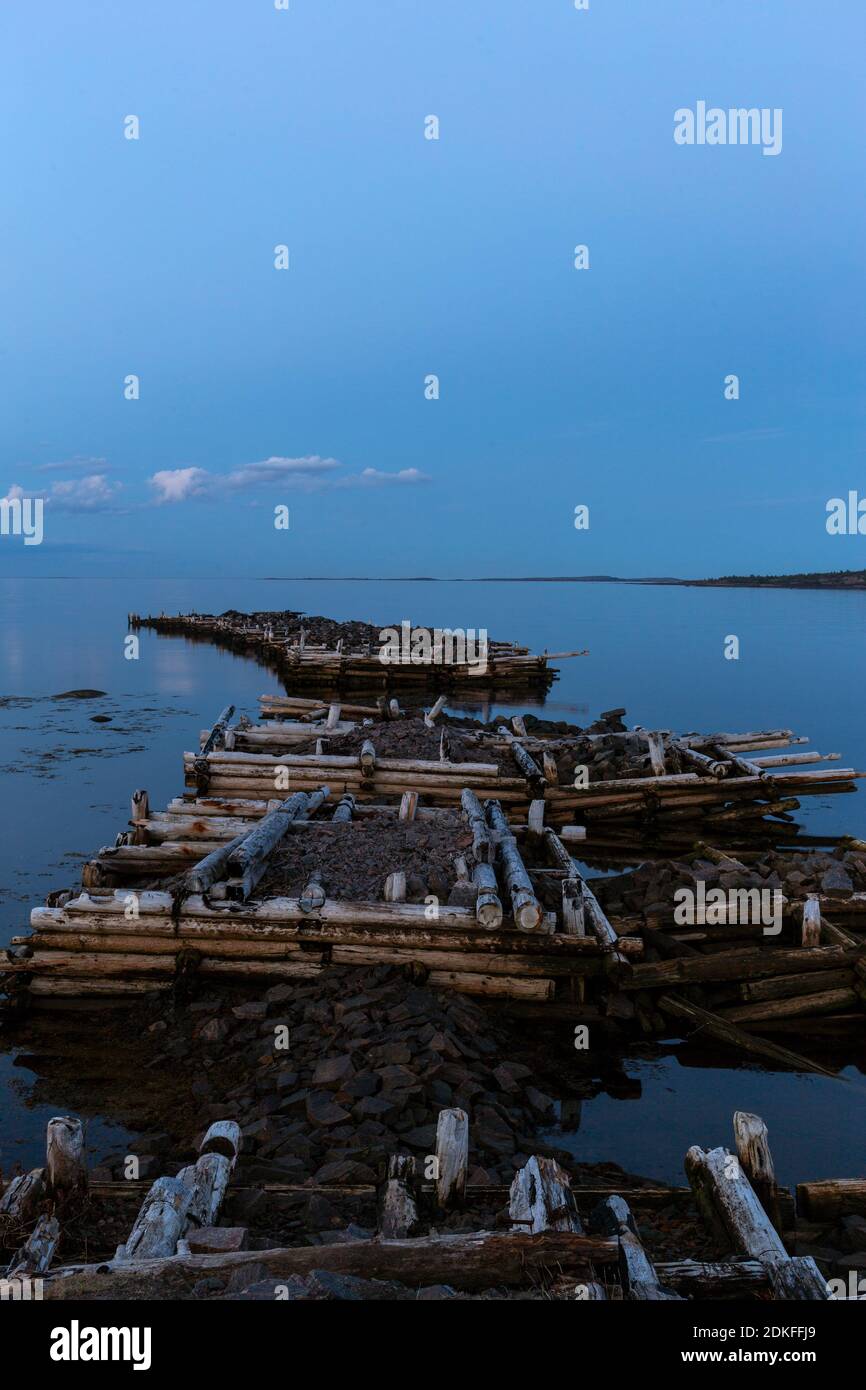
435 1108 468 1210
130 790 149 845
120 1176 192 1262
801 895 821 948
379 1155 419 1238
645 732 666 777
733 1111 782 1235
46 1116 88 1203
399 791 418 822
325 703 342 731
509 1156 582 1234
384 871 407 903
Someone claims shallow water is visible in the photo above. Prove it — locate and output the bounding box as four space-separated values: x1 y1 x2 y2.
1 576 864 1181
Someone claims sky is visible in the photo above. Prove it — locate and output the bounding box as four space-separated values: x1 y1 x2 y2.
1 0 864 579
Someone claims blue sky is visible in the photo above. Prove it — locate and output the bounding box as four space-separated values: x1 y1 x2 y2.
1 0 864 578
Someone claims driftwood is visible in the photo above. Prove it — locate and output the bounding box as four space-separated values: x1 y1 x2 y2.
685 1145 830 1300
45 1229 618 1299
658 995 839 1078
733 1111 782 1234
120 1176 192 1262
7 1214 60 1278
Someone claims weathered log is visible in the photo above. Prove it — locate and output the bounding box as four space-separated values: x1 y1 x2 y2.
183 832 249 895
359 740 376 777
471 862 503 930
0 1169 45 1237
685 1146 830 1299
227 788 329 899
510 1156 582 1234
424 695 447 728
379 1156 419 1238
120 1176 191 1262
384 871 407 904
300 869 326 914
486 800 543 931
331 794 355 823
45 1229 618 1298
796 1179 866 1221
591 1194 681 1299
399 791 418 822
719 987 859 1025
7 1214 60 1277
626 944 864 990
130 789 150 845
177 1152 233 1231
460 788 493 864
499 729 546 789
658 995 839 1078
46 1117 88 1203
435 1109 468 1209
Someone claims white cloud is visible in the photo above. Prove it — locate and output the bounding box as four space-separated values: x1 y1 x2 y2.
2 475 123 513
147 457 431 503
149 467 213 503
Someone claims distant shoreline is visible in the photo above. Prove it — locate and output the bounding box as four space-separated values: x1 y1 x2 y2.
259 571 866 590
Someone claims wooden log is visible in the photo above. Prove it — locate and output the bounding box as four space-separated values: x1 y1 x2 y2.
740 968 854 1003
300 870 326 914
424 695 447 728
719 987 859 1025
331 794 355 823
797 1179 866 1221
435 1108 469 1210
684 1146 830 1299
509 1156 582 1234
486 800 543 931
7 1214 60 1278
399 791 418 822
625 944 865 990
325 703 342 731
199 1120 241 1163
527 799 546 837
471 862 503 930
802 895 822 948
0 1170 45 1237
177 1152 233 1231
658 995 839 1078
44 1229 620 1299
461 788 493 864
197 705 235 760
379 1156 419 1238
359 740 376 777
119 1176 192 1262
46 1117 88 1202
426 971 554 1000
227 788 329 899
184 832 249 895
733 1111 781 1235
499 729 546 788
592 1194 682 1299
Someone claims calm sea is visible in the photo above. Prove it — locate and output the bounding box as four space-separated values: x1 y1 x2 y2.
1 576 864 1183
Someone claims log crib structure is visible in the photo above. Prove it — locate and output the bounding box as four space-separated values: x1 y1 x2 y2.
4 698 866 1078
128 609 587 694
